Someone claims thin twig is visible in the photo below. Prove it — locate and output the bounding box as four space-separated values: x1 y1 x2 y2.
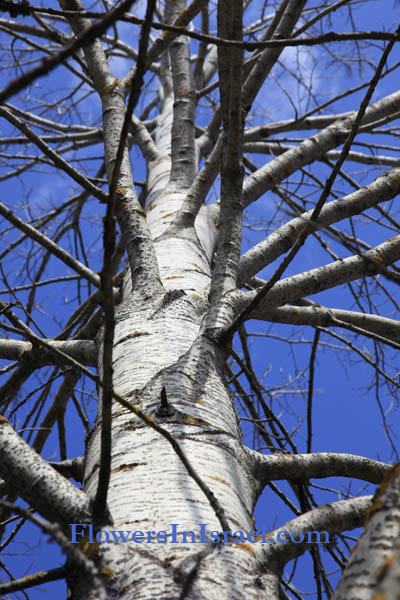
0 0 137 103
307 330 320 454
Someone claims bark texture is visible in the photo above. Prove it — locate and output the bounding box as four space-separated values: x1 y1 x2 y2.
1 1 400 599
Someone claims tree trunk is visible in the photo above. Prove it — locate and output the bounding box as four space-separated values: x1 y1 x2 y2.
71 289 272 599
1 1 400 598
65 67 272 592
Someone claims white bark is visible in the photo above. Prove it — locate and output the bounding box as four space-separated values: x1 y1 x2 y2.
241 88 400 208
0 418 91 523
1 2 399 599
333 466 400 600
251 303 400 344
79 292 267 598
232 236 400 319
0 339 96 365
238 167 400 284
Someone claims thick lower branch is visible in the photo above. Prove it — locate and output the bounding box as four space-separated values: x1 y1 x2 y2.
259 496 371 568
0 418 91 524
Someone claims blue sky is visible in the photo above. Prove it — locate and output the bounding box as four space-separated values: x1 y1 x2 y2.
1 0 400 597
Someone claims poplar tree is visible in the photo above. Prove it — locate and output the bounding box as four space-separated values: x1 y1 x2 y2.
0 0 400 598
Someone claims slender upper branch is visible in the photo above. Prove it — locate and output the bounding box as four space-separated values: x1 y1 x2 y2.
0 107 107 202
238 168 400 285
197 0 306 155
62 0 162 294
241 88 400 209
122 0 208 86
242 0 307 108
233 235 400 314
205 0 244 331
0 203 101 288
167 0 197 189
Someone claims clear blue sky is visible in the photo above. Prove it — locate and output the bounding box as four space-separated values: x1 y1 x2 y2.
1 0 399 597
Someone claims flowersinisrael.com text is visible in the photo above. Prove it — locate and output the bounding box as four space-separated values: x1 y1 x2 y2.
70 523 329 545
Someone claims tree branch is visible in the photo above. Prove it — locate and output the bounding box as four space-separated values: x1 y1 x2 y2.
0 106 107 201
233 235 400 318
0 199 102 289
259 495 372 568
243 0 307 108
167 0 197 189
0 338 96 366
238 168 400 285
247 450 390 489
0 418 91 524
0 0 136 102
205 0 244 331
0 499 105 599
0 565 68 594
241 88 400 210
250 303 400 346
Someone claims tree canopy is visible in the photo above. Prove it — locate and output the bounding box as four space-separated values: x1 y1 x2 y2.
0 0 400 598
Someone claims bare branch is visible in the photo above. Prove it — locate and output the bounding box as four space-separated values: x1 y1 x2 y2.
238 168 400 285
0 417 91 523
235 235 400 312
247 450 390 488
0 338 96 365
0 106 107 201
0 0 136 102
260 495 372 568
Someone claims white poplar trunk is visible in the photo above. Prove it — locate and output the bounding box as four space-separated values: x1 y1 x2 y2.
68 117 271 597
